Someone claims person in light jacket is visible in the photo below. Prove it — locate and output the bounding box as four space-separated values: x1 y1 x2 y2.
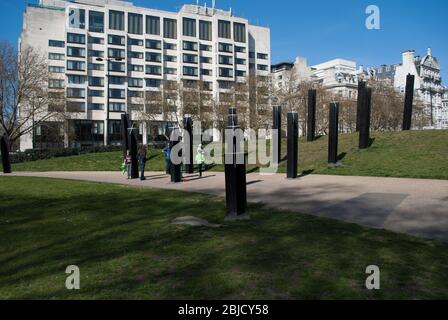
196 144 206 177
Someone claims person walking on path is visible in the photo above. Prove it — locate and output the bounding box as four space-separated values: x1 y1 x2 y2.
196 144 206 177
124 150 132 179
163 143 171 174
138 146 148 181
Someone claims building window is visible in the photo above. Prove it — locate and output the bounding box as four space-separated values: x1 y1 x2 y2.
249 52 255 59
164 55 177 62
109 89 125 99
200 44 212 51
183 66 198 77
68 8 85 29
88 77 104 87
164 18 177 39
109 10 124 31
49 40 65 48
108 61 125 72
88 89 104 97
257 64 268 71
219 55 233 65
164 67 177 75
128 51 144 59
183 18 196 37
128 78 143 88
89 11 104 33
235 46 246 53
236 70 246 77
88 63 104 71
201 69 211 76
183 41 198 51
128 38 143 46
164 42 177 50
48 53 65 60
108 48 125 59
219 68 233 78
128 64 144 72
67 75 86 84
49 79 64 88
67 33 85 44
218 43 233 53
145 52 162 63
109 103 126 112
235 58 246 65
146 65 162 75
146 39 162 50
128 13 143 35
201 56 211 64
67 88 86 98
67 102 86 112
67 61 86 71
108 35 125 46
88 103 104 110
146 15 160 35
88 50 104 58
233 23 246 43
67 47 86 58
218 20 231 39
183 54 198 64
49 66 65 73
128 91 144 98
257 53 268 60
88 36 104 44
146 79 161 88
199 20 212 41
109 76 126 85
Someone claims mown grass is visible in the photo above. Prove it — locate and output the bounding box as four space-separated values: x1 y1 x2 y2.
8 130 448 180
1 176 448 299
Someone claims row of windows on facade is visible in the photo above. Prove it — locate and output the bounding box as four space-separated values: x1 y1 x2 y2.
52 60 254 77
69 8 247 42
34 121 168 138
61 90 247 113
49 78 252 91
53 48 250 66
51 36 268 59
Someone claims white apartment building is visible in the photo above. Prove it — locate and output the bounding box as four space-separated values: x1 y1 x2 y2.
373 49 446 129
271 57 361 99
442 88 448 128
272 48 447 130
19 0 270 150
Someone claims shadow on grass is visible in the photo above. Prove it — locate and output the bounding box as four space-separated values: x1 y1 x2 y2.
1 177 448 299
338 153 347 161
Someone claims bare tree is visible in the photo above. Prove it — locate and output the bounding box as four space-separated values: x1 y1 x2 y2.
366 79 430 131
0 42 65 149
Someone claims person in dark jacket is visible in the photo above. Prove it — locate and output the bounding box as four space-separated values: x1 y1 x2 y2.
138 146 148 180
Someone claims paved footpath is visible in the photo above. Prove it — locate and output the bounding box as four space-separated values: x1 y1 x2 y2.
3 171 448 242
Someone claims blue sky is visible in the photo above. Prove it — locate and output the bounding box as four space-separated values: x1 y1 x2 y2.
1 0 447 84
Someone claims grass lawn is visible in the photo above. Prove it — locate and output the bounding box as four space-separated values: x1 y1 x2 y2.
1 176 448 299
8 130 448 180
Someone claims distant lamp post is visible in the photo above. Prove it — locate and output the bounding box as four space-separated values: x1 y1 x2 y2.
96 57 124 146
